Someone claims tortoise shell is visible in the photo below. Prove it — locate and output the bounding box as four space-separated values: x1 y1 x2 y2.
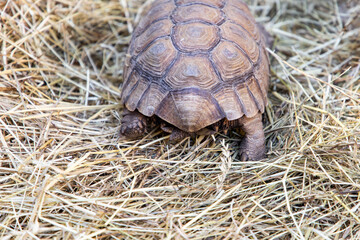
121 0 270 132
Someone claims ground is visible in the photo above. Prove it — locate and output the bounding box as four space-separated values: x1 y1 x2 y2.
0 0 360 239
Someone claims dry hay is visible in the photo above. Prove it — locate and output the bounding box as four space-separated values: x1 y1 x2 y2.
0 0 360 239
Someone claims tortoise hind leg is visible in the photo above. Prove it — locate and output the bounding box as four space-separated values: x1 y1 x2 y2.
238 113 266 161
120 109 148 139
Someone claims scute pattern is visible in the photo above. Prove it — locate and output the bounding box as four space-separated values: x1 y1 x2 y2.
235 82 258 118
138 84 168 116
245 77 265 113
220 21 260 63
156 89 225 132
213 87 243 120
121 0 270 132
175 0 225 8
121 70 140 101
122 54 132 87
165 54 219 89
137 37 177 77
172 4 224 24
254 47 270 104
172 23 220 52
125 77 149 112
226 0 252 17
211 41 252 81
130 19 173 55
134 1 175 37
224 3 261 42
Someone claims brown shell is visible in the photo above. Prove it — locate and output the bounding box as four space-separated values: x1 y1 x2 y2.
121 0 270 132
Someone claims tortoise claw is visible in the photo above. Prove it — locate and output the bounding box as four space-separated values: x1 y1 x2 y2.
239 138 265 161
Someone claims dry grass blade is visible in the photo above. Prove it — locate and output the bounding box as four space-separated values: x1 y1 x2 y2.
0 0 360 239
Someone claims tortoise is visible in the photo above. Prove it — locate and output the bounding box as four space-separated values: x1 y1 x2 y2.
120 0 270 160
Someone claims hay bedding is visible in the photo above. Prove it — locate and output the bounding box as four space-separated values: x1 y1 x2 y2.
0 0 359 239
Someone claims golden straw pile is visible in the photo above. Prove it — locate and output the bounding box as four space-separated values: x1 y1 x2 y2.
1 0 359 239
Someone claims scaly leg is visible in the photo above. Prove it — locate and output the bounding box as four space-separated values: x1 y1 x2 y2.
120 109 148 139
161 123 190 142
238 113 266 161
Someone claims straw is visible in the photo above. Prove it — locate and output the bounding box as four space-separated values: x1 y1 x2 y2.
0 0 359 239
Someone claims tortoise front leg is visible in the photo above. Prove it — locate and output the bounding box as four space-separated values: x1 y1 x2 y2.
238 113 266 161
161 124 191 142
120 109 148 139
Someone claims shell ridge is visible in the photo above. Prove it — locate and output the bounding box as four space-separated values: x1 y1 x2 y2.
233 86 248 116
134 35 170 60
227 19 261 43
125 78 150 111
221 39 255 66
253 75 267 109
135 17 170 38
137 83 152 111
246 84 262 113
138 83 170 117
208 52 225 83
174 1 225 9
123 73 140 104
120 69 134 100
172 19 219 26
